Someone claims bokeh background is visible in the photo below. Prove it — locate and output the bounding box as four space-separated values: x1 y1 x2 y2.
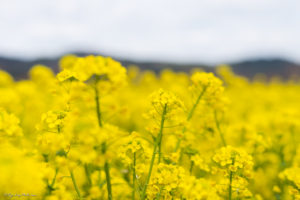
0 0 300 79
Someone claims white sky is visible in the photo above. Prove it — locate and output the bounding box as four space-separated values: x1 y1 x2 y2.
0 0 299 64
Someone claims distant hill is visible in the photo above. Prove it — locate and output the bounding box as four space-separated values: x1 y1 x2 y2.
0 56 59 79
0 54 299 80
231 59 300 80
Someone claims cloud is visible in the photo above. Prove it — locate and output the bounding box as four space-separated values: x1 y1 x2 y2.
0 0 299 64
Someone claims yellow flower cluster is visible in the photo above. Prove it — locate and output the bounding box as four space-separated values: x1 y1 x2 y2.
190 72 223 92
118 131 151 165
147 163 185 199
57 55 127 93
213 146 253 176
212 146 254 199
147 88 184 119
181 176 220 200
0 55 300 200
190 72 226 110
40 110 66 131
0 108 22 138
191 154 210 172
279 167 300 199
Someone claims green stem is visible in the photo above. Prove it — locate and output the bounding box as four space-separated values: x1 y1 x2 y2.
48 168 59 195
214 110 227 146
158 104 167 163
132 152 136 200
229 171 233 200
84 163 92 187
70 170 81 199
50 168 58 188
189 161 194 175
229 159 235 200
175 87 207 151
187 86 207 121
141 104 167 200
156 188 162 200
98 169 101 184
94 86 113 199
95 86 103 127
104 161 112 200
141 142 157 200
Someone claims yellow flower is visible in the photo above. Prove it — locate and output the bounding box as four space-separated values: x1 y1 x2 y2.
213 146 253 176
147 88 184 120
56 55 127 92
0 108 22 138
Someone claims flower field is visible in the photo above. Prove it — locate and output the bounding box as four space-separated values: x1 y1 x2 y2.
1 55 300 200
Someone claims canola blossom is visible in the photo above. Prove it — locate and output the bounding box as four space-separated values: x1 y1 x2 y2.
0 55 300 200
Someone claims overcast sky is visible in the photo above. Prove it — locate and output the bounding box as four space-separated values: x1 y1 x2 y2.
0 0 299 64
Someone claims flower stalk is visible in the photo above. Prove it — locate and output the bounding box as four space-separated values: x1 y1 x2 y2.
158 104 167 163
175 87 206 151
141 104 167 200
47 168 59 195
229 170 233 200
228 159 235 200
84 164 92 187
132 152 136 200
94 86 112 200
70 170 81 199
104 161 113 200
95 86 103 127
214 110 227 146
